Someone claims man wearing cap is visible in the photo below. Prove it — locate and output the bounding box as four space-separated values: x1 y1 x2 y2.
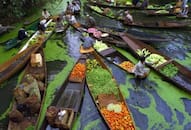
85 14 96 28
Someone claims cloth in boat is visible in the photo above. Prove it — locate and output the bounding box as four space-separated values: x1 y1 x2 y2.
23 74 41 102
133 61 150 77
42 9 51 19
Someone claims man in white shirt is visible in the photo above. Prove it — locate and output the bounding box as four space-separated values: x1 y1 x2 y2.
42 8 50 19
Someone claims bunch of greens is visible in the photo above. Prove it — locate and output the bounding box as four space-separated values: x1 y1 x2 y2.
86 59 100 72
160 63 178 78
91 6 103 13
87 67 119 98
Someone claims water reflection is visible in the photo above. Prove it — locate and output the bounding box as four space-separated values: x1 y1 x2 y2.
64 28 82 61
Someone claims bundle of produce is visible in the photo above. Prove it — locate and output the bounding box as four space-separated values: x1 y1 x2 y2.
145 53 167 68
86 59 100 72
136 48 151 57
101 102 135 130
86 67 119 98
93 40 109 52
90 6 103 13
69 63 86 82
119 61 135 73
159 63 178 78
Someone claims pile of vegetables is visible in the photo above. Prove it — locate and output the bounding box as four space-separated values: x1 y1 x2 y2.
69 63 86 82
86 59 100 72
101 102 135 130
145 54 167 68
90 6 103 13
93 40 109 52
159 63 178 78
86 67 119 98
119 61 134 73
136 48 151 57
155 10 169 14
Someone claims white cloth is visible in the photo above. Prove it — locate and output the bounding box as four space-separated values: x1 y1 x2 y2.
133 61 150 77
68 15 77 24
42 10 50 19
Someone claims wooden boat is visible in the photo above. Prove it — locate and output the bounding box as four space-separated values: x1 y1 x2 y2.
40 55 87 130
86 4 189 29
86 51 135 129
4 21 38 50
8 46 47 130
88 0 163 10
96 46 135 74
96 26 170 42
119 33 191 93
145 10 174 16
0 44 42 84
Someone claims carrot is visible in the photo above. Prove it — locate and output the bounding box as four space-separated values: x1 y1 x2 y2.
101 102 135 130
69 63 86 82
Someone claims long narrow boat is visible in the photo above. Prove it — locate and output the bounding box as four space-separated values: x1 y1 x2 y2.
0 44 42 84
4 20 38 50
88 0 163 10
40 55 87 130
86 51 135 129
94 42 135 74
119 33 191 93
96 26 170 42
87 4 189 29
8 46 47 130
145 10 174 16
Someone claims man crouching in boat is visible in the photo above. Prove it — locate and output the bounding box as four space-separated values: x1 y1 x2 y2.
133 56 150 78
124 10 134 25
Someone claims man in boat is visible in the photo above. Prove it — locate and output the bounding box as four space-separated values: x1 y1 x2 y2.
174 0 183 14
80 33 95 49
85 14 96 28
133 56 150 78
18 27 28 40
141 0 149 9
124 10 133 24
132 0 140 7
42 8 51 20
71 1 81 15
55 17 65 33
66 1 73 14
180 4 189 17
38 19 46 34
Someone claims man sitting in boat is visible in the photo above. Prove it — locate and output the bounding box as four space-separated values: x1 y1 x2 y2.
124 10 133 24
133 56 150 78
42 8 51 20
66 1 73 14
55 17 65 33
141 0 149 9
174 0 183 14
71 1 81 15
85 14 96 28
80 33 95 49
180 4 189 17
18 27 28 40
38 19 46 34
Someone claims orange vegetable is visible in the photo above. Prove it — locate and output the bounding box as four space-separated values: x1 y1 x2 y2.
101 102 135 130
69 63 86 82
119 61 134 73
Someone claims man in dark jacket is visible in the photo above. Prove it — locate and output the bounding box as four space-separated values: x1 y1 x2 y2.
18 27 28 40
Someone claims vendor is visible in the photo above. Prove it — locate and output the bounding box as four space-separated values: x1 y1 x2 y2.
18 27 28 40
133 56 150 78
42 8 51 20
124 10 133 24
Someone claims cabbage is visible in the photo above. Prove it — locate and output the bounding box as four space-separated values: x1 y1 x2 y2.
93 40 108 52
107 103 122 113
